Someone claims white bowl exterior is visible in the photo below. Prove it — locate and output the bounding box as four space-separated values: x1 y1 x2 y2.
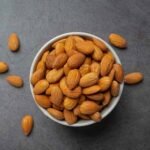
29 32 124 127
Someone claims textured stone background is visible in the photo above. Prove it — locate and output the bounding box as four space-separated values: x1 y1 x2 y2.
0 0 150 150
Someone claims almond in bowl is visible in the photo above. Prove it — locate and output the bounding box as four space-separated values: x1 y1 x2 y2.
29 32 124 127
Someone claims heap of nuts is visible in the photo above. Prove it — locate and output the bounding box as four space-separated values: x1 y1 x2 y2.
31 35 125 125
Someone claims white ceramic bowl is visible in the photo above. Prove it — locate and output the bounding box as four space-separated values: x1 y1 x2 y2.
29 32 124 127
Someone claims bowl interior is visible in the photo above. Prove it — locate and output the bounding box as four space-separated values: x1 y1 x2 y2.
29 32 124 127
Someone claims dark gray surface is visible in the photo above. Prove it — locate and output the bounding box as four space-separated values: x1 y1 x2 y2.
0 0 150 149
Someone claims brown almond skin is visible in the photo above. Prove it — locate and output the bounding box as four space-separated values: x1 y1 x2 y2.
109 33 127 48
87 93 104 101
55 42 65 55
76 41 94 55
64 109 77 125
84 57 92 65
66 69 80 90
52 53 68 69
33 79 49 94
79 64 90 76
50 85 63 106
80 101 101 115
93 38 108 52
90 62 101 77
80 72 98 88
8 33 20 51
47 108 64 120
124 72 143 84
46 68 64 84
46 53 56 69
21 115 33 136
0 61 9 73
102 91 111 106
100 54 114 76
31 69 45 85
35 95 51 108
111 80 120 97
6 75 23 88
90 112 102 122
64 97 78 110
63 63 70 76
67 53 85 69
92 46 104 61
65 36 75 56
60 78 81 98
36 60 45 71
98 76 112 92
83 85 101 95
113 64 124 83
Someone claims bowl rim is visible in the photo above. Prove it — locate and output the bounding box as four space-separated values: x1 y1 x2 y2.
29 32 124 127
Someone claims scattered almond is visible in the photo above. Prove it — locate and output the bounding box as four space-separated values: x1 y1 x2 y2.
124 72 143 84
6 75 23 88
0 61 9 73
109 33 127 48
8 33 20 51
21 115 33 136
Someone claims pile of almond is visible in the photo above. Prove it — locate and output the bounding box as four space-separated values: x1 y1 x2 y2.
31 35 127 125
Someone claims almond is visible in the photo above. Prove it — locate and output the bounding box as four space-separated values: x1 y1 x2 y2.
87 93 104 101
90 112 102 122
66 69 80 89
47 108 64 120
0 61 9 73
50 85 63 106
67 49 78 57
33 79 49 94
113 64 124 83
79 64 90 76
100 54 114 76
31 69 44 85
84 57 92 65
76 41 94 55
45 86 51 95
111 80 120 97
65 36 75 56
52 104 64 111
63 63 70 76
8 33 20 51
73 36 84 42
46 53 56 69
90 62 101 77
67 53 85 69
80 72 98 87
98 76 111 92
55 42 65 55
41 51 49 62
92 46 104 61
102 91 111 106
46 68 63 83
64 97 78 110
52 53 68 69
52 38 66 48
109 33 127 48
83 85 101 95
6 75 23 88
93 38 108 52
64 109 77 125
109 68 115 82
80 101 101 115
124 72 143 84
35 95 51 108
36 60 45 71
21 115 33 136
60 78 81 98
